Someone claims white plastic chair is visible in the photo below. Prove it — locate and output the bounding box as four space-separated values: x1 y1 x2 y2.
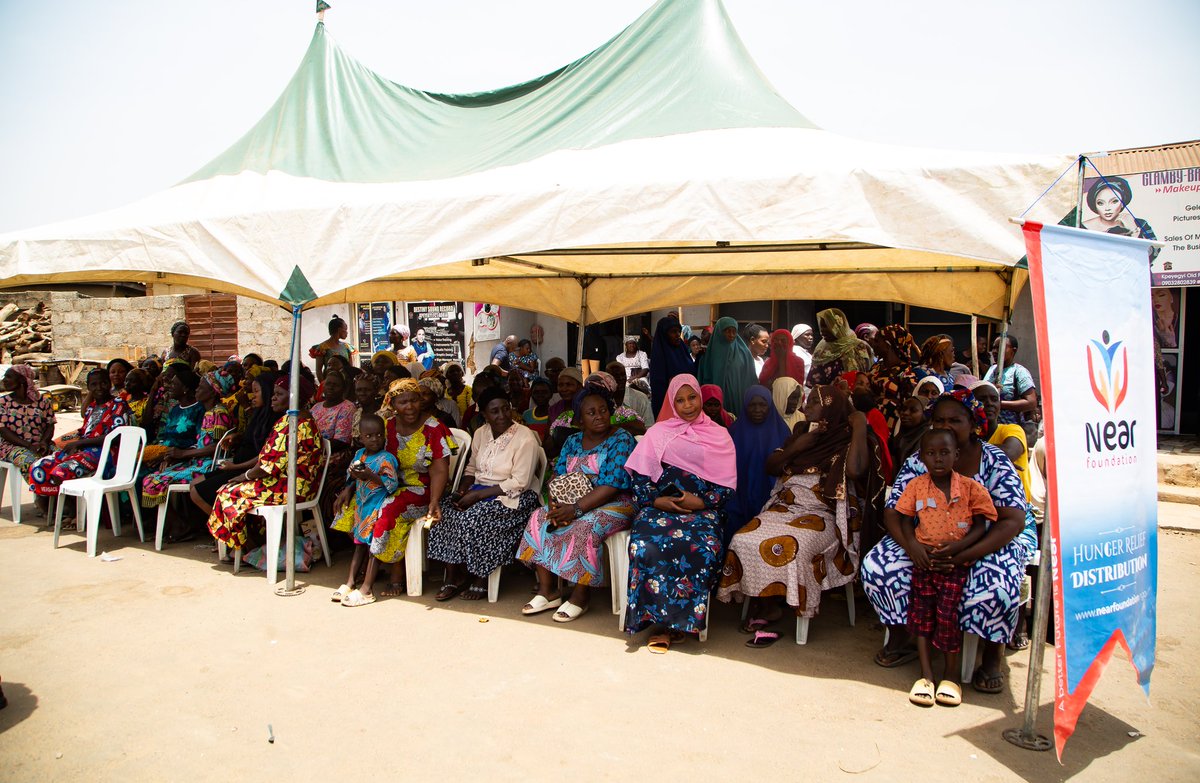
154 429 234 551
404 428 471 597
53 426 148 557
0 460 24 524
738 582 856 644
485 447 548 603
219 438 333 587
611 530 711 643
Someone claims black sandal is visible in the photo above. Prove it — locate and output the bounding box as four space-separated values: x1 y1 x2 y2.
435 582 465 602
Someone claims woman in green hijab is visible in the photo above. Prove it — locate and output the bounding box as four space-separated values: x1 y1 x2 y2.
697 316 757 414
806 308 874 387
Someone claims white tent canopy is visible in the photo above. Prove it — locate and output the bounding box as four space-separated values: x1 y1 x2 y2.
0 0 1073 320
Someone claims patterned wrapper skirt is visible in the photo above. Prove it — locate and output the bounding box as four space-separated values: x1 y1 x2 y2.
624 508 723 635
516 495 634 586
426 489 540 578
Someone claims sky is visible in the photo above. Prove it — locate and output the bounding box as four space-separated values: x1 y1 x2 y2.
1 0 1197 233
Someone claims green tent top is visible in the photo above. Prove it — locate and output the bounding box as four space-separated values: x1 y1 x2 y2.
186 0 817 185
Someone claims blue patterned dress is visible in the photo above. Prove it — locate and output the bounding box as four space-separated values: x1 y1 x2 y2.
860 442 1036 643
624 465 731 635
517 429 636 586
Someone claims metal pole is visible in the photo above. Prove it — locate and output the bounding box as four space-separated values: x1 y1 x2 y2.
576 278 591 368
970 315 979 377
278 305 305 596
1003 491 1054 751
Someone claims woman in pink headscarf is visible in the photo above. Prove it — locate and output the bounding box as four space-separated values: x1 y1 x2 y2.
623 374 737 653
0 365 56 482
758 328 808 388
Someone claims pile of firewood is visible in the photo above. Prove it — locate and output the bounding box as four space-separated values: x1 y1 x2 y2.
0 301 53 363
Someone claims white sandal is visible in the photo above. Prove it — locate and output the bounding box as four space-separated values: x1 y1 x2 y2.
332 584 353 603
553 601 590 623
522 594 563 616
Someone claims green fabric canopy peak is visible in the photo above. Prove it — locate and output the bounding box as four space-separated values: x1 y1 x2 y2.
279 265 318 306
185 0 817 185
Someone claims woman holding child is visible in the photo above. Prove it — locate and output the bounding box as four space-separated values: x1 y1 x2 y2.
861 391 1036 695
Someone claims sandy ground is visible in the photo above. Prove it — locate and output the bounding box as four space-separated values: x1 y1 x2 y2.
0 458 1197 780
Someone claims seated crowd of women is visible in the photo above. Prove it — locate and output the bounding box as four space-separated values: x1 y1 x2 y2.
2 311 1038 707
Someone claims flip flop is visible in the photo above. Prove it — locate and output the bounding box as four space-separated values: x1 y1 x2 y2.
874 646 919 668
341 589 376 608
522 594 563 616
647 633 672 654
1007 633 1031 651
908 678 935 707
552 601 589 623
745 630 781 648
935 680 962 707
331 583 353 603
739 617 770 635
972 667 1005 694
459 584 487 601
435 582 465 602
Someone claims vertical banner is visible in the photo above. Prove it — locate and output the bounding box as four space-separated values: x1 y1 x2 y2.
407 301 465 363
355 302 393 358
1024 222 1158 759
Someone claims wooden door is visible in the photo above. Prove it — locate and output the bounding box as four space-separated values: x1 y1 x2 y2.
183 294 239 362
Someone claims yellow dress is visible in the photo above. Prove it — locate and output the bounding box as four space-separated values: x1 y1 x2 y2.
989 423 1030 500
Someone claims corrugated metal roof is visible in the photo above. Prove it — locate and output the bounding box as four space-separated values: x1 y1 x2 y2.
1085 139 1200 175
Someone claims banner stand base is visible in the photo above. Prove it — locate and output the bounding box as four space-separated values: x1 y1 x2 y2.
274 585 307 597
1002 728 1053 752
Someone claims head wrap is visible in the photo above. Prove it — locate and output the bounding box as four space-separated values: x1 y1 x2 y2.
558 367 583 386
204 370 234 397
725 385 792 539
572 383 616 421
275 373 317 407
696 316 756 414
475 385 511 414
163 357 188 372
226 354 241 364
419 367 444 381
650 315 696 417
791 323 812 341
953 374 979 390
810 309 872 373
623 335 640 347
390 324 410 339
700 384 733 426
195 360 217 375
933 390 988 438
912 376 945 398
170 320 189 335
855 323 879 341
770 376 805 431
918 335 953 368
107 358 133 373
9 364 39 402
759 328 808 386
418 377 445 399
442 360 463 375
583 371 618 394
968 379 998 396
1086 176 1133 213
372 350 399 367
624 374 737 489
383 378 422 409
876 324 919 364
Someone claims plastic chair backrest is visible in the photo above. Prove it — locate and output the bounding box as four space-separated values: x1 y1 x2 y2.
448 428 471 491
311 438 333 502
210 430 235 470
97 426 148 483
530 448 549 494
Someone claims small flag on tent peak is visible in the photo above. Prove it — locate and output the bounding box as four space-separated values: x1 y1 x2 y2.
316 1 331 20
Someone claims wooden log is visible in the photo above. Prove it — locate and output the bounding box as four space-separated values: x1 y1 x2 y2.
0 303 18 322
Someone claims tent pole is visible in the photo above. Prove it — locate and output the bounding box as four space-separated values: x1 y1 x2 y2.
1003 490 1054 751
970 315 979 376
995 274 1013 380
576 277 593 367
278 305 304 596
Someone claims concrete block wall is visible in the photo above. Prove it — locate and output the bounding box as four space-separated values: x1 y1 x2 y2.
49 291 184 361
237 298 296 364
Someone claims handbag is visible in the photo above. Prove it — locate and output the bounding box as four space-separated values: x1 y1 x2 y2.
547 471 594 505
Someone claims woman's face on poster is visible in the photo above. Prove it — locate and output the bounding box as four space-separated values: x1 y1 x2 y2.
1094 187 1125 221
1151 288 1175 317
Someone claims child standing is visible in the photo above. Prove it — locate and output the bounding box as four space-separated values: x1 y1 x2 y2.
889 427 997 707
331 414 400 607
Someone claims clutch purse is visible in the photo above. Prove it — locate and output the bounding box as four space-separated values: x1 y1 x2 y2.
548 471 594 505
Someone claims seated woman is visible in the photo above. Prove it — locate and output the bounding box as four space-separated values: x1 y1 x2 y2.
971 380 1031 500
861 391 1034 695
311 369 356 526
143 358 186 435
333 379 453 600
419 376 461 428
461 371 500 433
701 384 734 427
770 376 805 431
623 374 736 654
517 382 637 622
719 385 791 547
549 372 645 437
29 368 132 505
444 361 472 420
867 324 920 433
140 371 235 540
718 384 878 642
0 365 56 486
189 372 281 518
108 358 133 400
890 396 929 470
140 365 206 469
206 376 325 557
913 376 944 407
121 368 151 425
428 386 541 602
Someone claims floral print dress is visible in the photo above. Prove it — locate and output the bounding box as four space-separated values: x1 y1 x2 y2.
331 448 401 556
624 465 731 635
206 416 324 550
0 395 55 478
517 429 636 586
29 397 131 496
140 404 233 507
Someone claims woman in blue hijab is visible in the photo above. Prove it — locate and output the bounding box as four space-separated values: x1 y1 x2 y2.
697 316 757 415
721 385 792 546
649 315 696 417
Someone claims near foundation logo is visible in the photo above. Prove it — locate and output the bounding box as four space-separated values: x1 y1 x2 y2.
1084 330 1137 458
1086 331 1128 413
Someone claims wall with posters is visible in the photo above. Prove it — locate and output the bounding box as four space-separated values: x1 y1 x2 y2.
406 301 465 364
